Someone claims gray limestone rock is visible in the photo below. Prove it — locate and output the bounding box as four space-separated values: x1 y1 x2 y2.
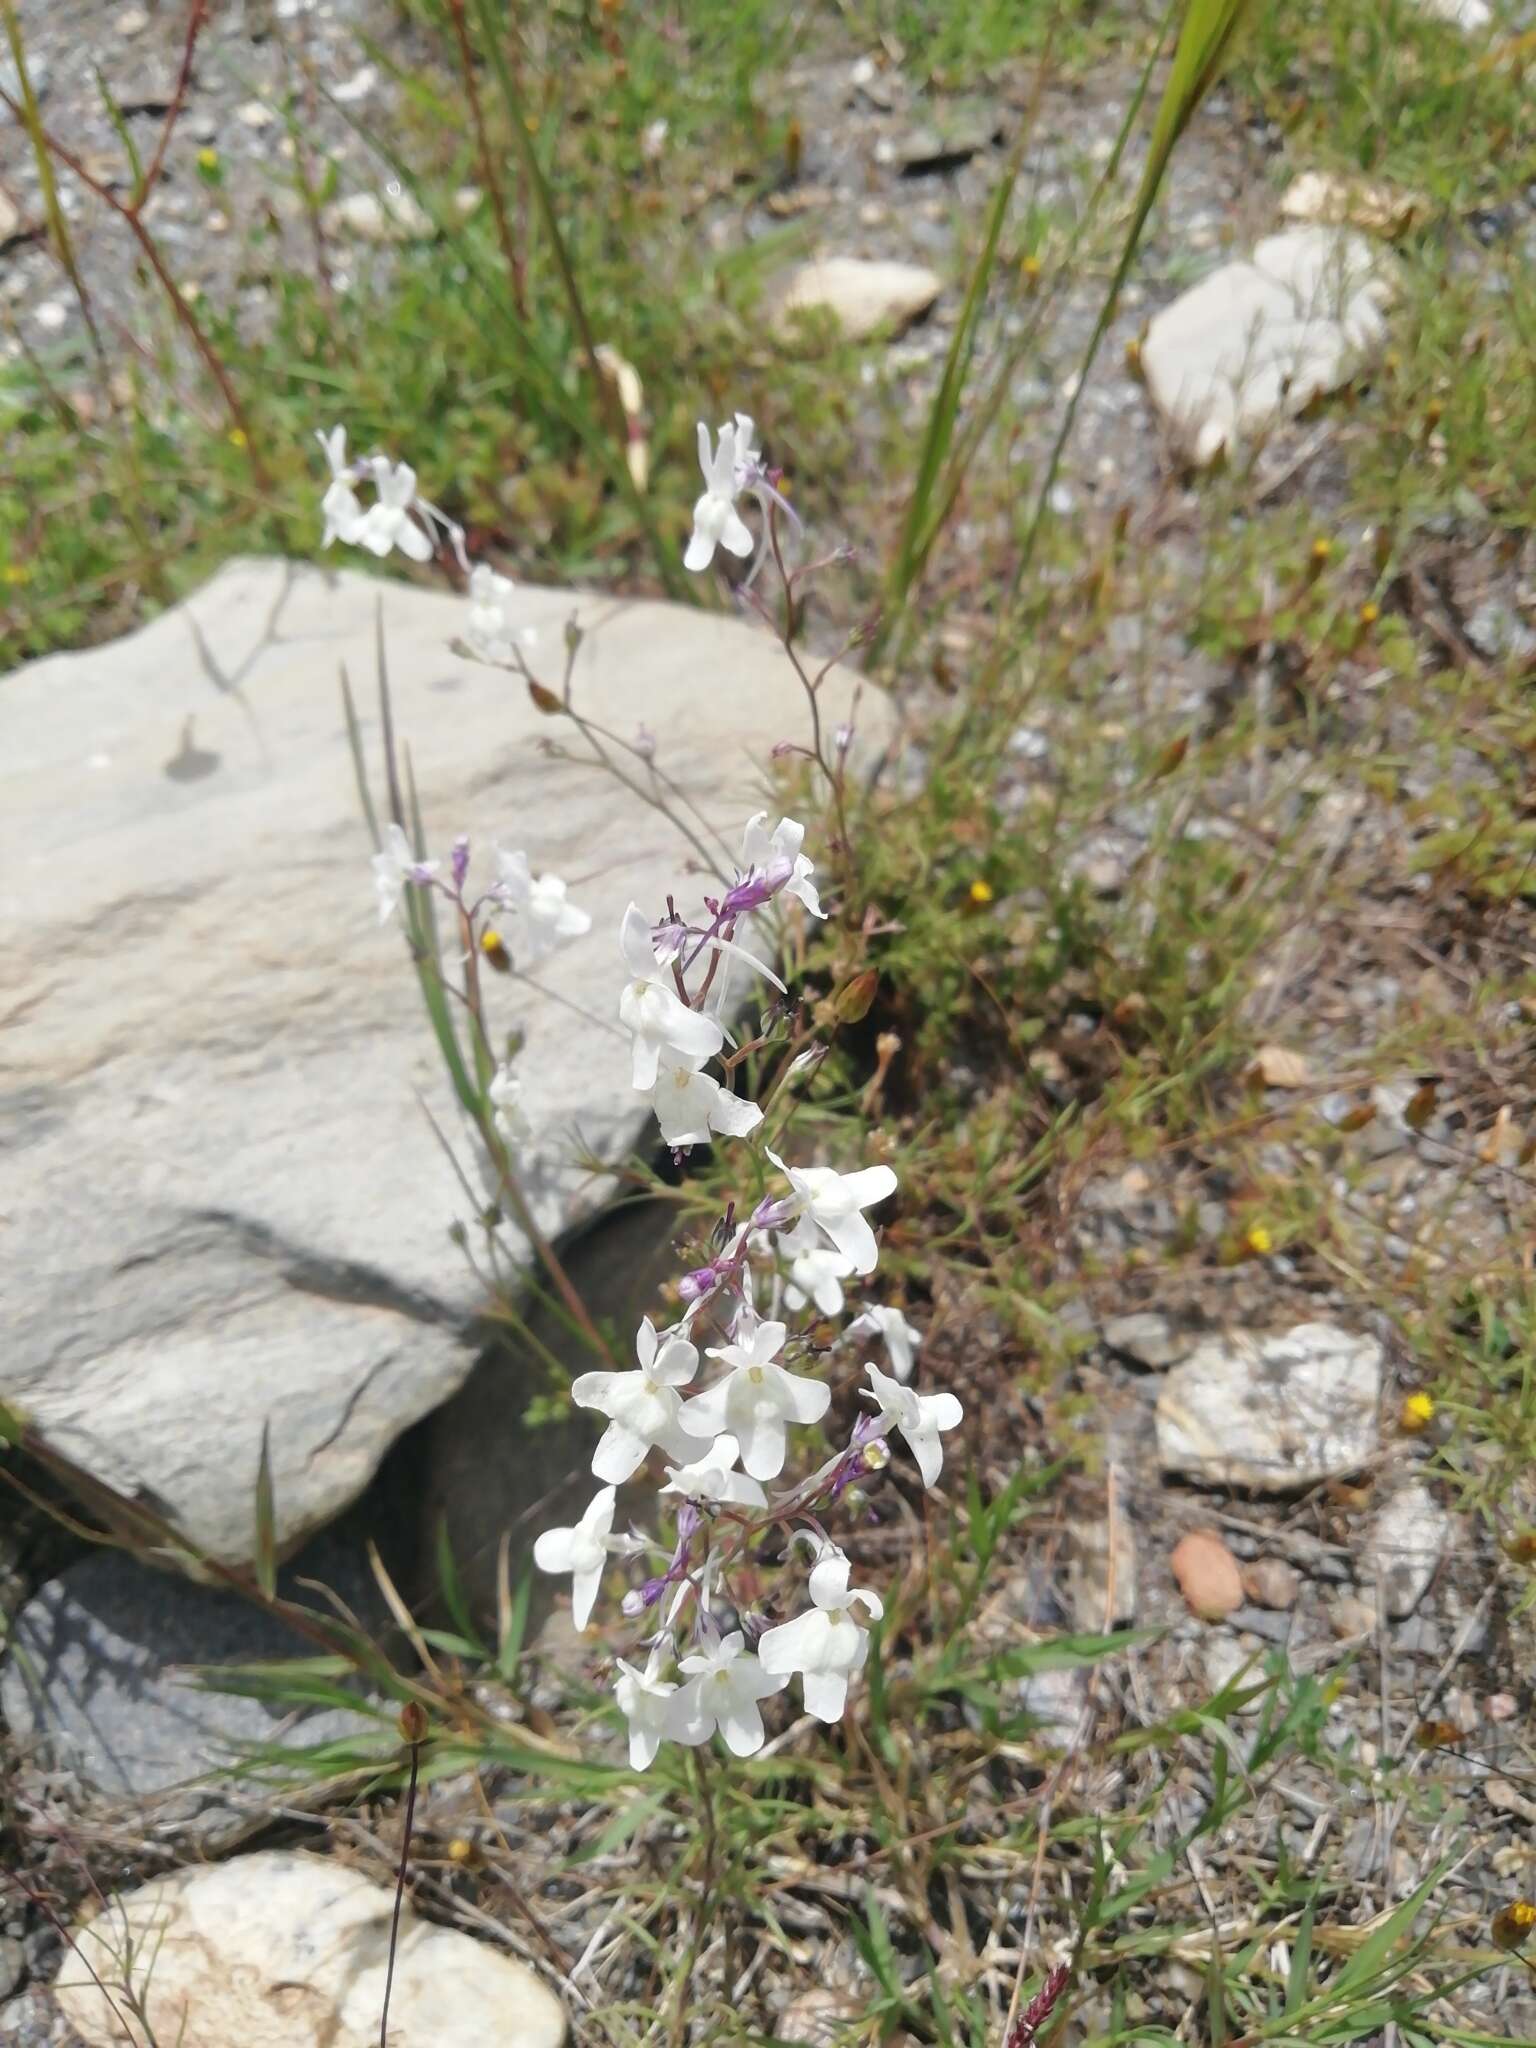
1156 1323 1381 1492
0 1535 385 1836
0 557 877 1566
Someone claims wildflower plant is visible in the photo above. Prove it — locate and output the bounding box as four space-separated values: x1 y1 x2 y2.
325 407 958 1771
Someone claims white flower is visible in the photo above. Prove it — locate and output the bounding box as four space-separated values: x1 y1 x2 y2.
572 1317 706 1484
526 871 592 948
532 1485 619 1631
650 1049 763 1149
465 564 530 664
494 848 591 960
783 1225 856 1318
767 1149 898 1276
661 1432 767 1510
618 903 723 1090
684 414 757 573
846 1304 923 1383
488 1062 530 1146
613 1651 678 1771
758 1549 885 1723
372 820 436 924
679 1317 830 1481
861 1361 962 1489
741 813 824 919
671 1631 788 1756
317 425 364 547
354 456 434 563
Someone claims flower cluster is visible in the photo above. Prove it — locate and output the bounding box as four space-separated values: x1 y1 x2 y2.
532 820 962 1766
317 425 469 572
329 407 955 1767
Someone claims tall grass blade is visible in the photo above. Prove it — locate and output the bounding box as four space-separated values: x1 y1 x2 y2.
1008 0 1253 604
253 1422 277 1601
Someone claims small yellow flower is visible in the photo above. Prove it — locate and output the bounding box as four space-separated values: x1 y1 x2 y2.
1021 253 1042 283
1400 1390 1435 1433
197 147 219 170
480 928 512 973
2 562 31 586
968 879 994 906
1358 601 1380 627
446 1836 478 1867
1492 1900 1536 1952
1310 536 1332 563
1245 1223 1273 1256
227 426 248 450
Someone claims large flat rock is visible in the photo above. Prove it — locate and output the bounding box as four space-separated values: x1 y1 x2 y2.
0 1535 386 1838
0 558 874 1566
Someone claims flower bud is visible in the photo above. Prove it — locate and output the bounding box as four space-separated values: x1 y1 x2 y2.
399 1700 429 1745
450 835 471 893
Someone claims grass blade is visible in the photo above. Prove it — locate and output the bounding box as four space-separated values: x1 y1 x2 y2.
253 1422 277 1602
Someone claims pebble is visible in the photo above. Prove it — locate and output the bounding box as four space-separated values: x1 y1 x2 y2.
1171 1530 1245 1619
1331 1592 1377 1639
774 256 943 344
0 1933 24 2000
237 99 276 130
1102 1309 1191 1370
1241 1557 1300 1610
116 5 149 32
1365 1480 1451 1619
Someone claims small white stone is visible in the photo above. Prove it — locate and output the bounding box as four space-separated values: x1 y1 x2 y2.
1156 1323 1381 1492
1140 227 1394 466
775 256 942 344
116 5 149 33
34 300 67 332
237 99 275 130
57 1852 568 2048
1279 170 1424 238
1411 0 1490 26
322 187 436 243
332 64 378 104
1366 1480 1452 1619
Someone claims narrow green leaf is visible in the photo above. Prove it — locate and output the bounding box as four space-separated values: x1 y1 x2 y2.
253 1423 277 1602
1286 1892 1317 2015
435 1516 488 1657
497 1557 535 1681
339 662 381 851
1329 1858 1453 1998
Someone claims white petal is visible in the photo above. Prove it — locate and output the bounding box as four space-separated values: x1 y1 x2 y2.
718 1696 766 1756
922 1390 964 1432
628 1722 663 1770
735 1411 787 1481
778 1368 831 1427
591 1420 649 1484
758 1608 822 1676
808 1553 852 1609
628 1030 662 1092
570 1558 603 1631
678 1382 731 1440
532 1526 576 1574
824 1210 880 1276
708 1086 763 1139
839 1165 899 1209
800 1669 849 1723
619 903 659 979
719 509 754 559
684 525 716 573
